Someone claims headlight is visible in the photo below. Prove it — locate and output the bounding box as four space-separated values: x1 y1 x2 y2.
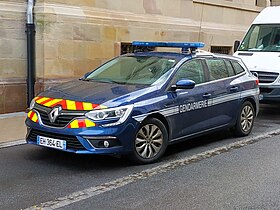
29 98 36 110
85 104 134 126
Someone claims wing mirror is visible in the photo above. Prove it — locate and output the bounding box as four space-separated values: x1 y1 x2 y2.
234 40 240 53
171 79 195 90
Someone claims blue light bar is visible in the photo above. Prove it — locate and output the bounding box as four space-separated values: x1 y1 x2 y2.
132 41 205 49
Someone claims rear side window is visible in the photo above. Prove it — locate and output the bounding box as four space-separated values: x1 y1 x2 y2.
231 61 245 74
224 60 236 76
205 59 229 81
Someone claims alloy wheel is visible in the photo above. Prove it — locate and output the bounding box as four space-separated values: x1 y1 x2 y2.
240 105 254 132
135 124 163 159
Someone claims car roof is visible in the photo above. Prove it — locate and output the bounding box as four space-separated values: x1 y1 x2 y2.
123 51 192 60
122 51 242 62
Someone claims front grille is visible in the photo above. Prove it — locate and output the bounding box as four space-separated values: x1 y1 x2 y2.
28 129 85 150
251 71 279 84
34 103 85 127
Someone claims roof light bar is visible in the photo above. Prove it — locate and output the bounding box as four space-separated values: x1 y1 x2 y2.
132 41 205 53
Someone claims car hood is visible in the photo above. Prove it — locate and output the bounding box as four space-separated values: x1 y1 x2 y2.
234 51 280 73
39 79 159 108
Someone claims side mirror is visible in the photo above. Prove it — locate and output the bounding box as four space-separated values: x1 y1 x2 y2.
234 40 240 53
252 72 258 78
79 72 91 80
171 79 195 90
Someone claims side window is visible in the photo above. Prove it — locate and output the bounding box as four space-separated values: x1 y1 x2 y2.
175 60 205 84
224 60 236 76
231 61 245 74
206 59 228 81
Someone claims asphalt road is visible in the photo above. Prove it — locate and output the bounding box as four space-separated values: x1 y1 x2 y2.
0 104 279 210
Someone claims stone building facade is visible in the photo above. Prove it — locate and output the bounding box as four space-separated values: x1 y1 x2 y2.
0 0 276 114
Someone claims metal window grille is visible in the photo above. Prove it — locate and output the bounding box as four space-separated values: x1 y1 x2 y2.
210 46 232 55
120 42 155 55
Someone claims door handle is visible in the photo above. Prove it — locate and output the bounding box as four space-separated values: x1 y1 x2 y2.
230 86 238 92
202 93 212 99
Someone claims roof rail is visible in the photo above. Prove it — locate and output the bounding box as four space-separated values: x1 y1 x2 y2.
132 41 205 54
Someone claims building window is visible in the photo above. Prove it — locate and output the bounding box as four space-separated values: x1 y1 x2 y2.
271 0 280 6
120 42 156 55
210 46 232 55
256 0 270 6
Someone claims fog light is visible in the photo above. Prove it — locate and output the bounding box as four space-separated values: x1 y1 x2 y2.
104 141 109 148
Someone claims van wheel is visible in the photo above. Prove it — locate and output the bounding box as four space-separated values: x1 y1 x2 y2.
234 101 255 137
129 118 168 164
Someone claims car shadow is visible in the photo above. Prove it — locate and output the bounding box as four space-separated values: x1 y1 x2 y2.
25 146 131 170
26 129 233 170
164 129 233 158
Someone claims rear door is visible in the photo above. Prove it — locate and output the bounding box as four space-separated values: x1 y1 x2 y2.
204 58 240 127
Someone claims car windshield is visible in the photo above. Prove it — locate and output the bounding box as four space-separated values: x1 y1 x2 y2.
238 24 280 52
85 56 177 85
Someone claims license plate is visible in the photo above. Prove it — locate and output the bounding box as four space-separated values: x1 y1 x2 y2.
37 135 66 150
259 94 263 101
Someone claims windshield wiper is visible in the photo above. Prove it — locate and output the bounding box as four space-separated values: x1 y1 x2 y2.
83 78 127 84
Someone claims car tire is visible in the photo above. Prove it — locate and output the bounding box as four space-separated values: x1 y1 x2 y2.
233 101 255 137
128 118 168 164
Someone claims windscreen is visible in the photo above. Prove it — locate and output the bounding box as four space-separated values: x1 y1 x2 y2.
238 24 280 52
85 56 177 85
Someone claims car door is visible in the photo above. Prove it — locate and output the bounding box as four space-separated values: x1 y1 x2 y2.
167 58 216 140
204 58 240 127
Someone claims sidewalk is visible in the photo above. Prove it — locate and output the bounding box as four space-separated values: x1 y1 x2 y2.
0 112 26 145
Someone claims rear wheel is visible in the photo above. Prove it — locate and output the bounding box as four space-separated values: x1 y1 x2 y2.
234 101 255 137
128 118 168 164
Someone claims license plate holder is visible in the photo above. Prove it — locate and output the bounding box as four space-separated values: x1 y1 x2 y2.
37 135 66 150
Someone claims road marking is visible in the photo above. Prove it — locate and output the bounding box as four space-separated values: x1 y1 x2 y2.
25 128 280 210
0 139 26 149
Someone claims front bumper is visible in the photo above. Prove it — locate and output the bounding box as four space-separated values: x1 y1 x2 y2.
259 84 280 103
25 118 138 155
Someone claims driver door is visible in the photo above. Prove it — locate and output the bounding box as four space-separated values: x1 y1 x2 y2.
168 59 214 140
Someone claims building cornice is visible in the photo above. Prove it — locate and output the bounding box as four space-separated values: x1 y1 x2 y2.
194 0 263 12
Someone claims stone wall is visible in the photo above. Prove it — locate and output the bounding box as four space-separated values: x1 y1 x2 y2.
0 1 27 113
0 0 265 113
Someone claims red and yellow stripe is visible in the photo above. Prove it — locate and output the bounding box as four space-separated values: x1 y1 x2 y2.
27 110 39 123
33 96 107 111
67 119 96 129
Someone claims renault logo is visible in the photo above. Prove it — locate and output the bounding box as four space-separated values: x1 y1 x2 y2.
48 106 62 123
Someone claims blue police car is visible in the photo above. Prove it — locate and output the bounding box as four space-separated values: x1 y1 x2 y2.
26 41 259 164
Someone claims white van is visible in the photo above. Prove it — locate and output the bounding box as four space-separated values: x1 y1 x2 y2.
234 6 280 103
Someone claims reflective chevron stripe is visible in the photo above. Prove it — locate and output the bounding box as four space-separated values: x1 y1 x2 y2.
34 96 107 111
28 110 38 123
132 88 259 122
68 119 96 129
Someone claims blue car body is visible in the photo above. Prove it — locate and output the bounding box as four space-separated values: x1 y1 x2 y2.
26 43 259 163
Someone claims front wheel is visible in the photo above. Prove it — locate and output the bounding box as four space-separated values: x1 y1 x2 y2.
128 118 168 164
233 101 255 137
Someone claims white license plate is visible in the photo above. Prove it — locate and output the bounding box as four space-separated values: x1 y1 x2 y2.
37 136 66 150
259 94 263 101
